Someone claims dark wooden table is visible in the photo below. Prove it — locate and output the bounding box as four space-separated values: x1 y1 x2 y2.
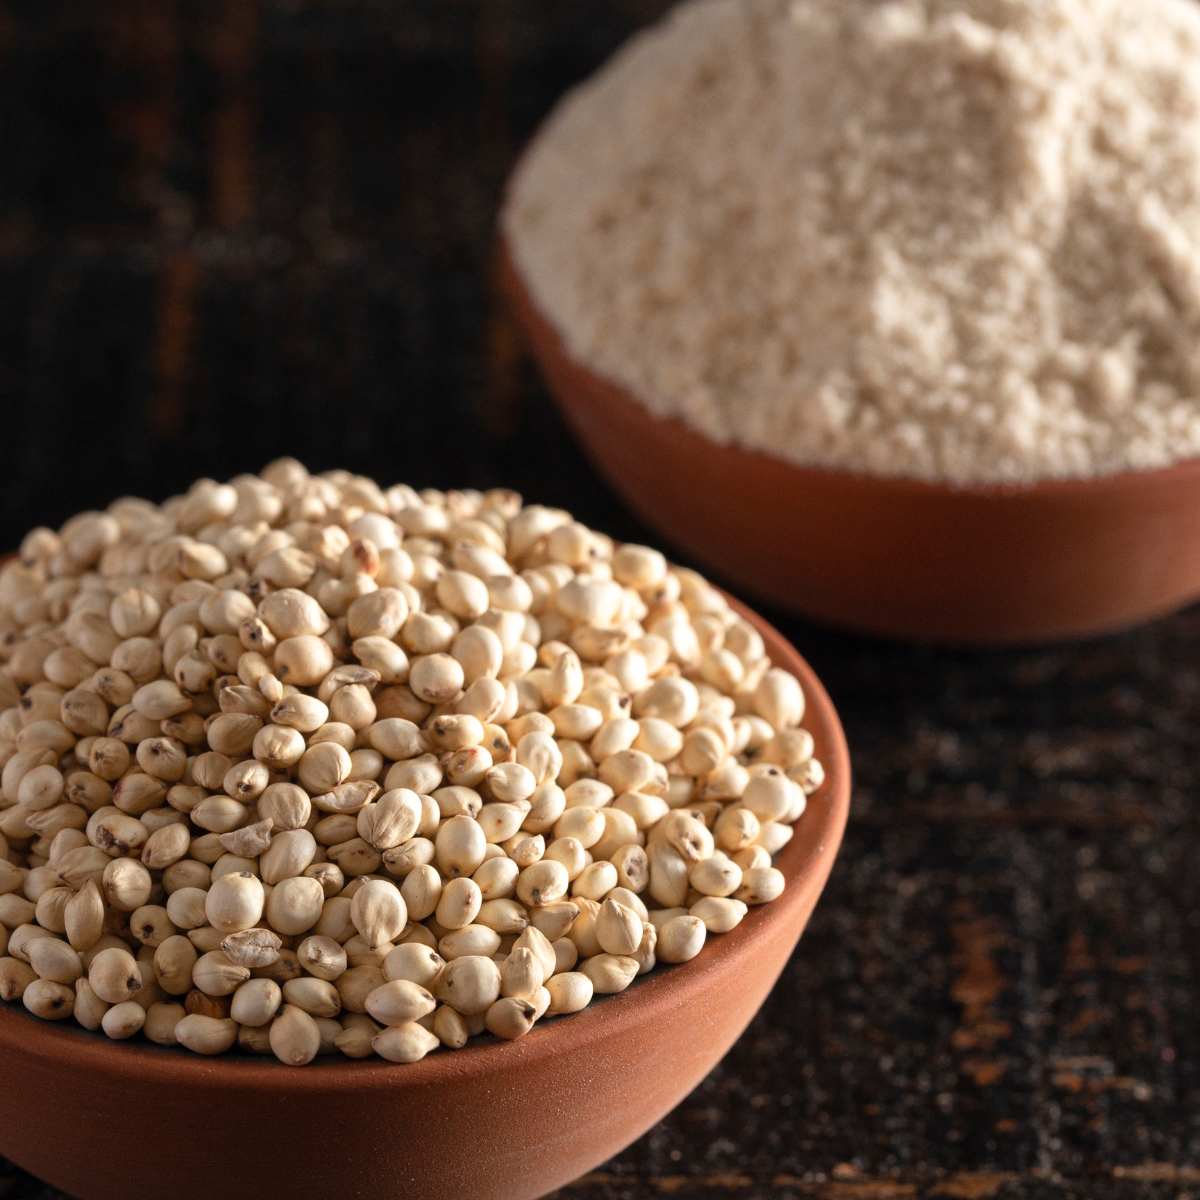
2 4 1199 1197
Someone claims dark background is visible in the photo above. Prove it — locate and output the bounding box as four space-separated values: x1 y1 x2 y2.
0 0 665 550
3 4 1200 1198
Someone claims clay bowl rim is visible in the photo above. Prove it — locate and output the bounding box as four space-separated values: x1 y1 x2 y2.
498 234 1200 502
0 593 851 1094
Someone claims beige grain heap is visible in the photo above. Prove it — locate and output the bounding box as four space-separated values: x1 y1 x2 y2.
0 462 823 1065
504 0 1200 484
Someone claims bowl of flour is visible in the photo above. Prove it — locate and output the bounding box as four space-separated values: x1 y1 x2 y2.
501 0 1200 642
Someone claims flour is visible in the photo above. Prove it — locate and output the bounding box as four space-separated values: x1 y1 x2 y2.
504 0 1200 484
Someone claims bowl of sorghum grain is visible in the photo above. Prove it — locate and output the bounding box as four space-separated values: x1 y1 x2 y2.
0 462 849 1200
501 0 1200 644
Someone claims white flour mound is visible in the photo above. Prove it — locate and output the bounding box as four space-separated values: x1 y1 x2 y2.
504 0 1200 484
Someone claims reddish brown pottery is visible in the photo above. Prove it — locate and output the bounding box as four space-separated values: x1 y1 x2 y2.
0 598 850 1200
500 240 1200 644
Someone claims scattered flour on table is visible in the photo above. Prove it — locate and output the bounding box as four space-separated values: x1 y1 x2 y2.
504 0 1200 484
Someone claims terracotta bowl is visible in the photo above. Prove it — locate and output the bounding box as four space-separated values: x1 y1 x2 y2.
500 241 1200 644
0 599 849 1200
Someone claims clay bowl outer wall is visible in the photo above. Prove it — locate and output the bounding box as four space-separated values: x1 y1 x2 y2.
0 597 850 1200
499 241 1200 645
